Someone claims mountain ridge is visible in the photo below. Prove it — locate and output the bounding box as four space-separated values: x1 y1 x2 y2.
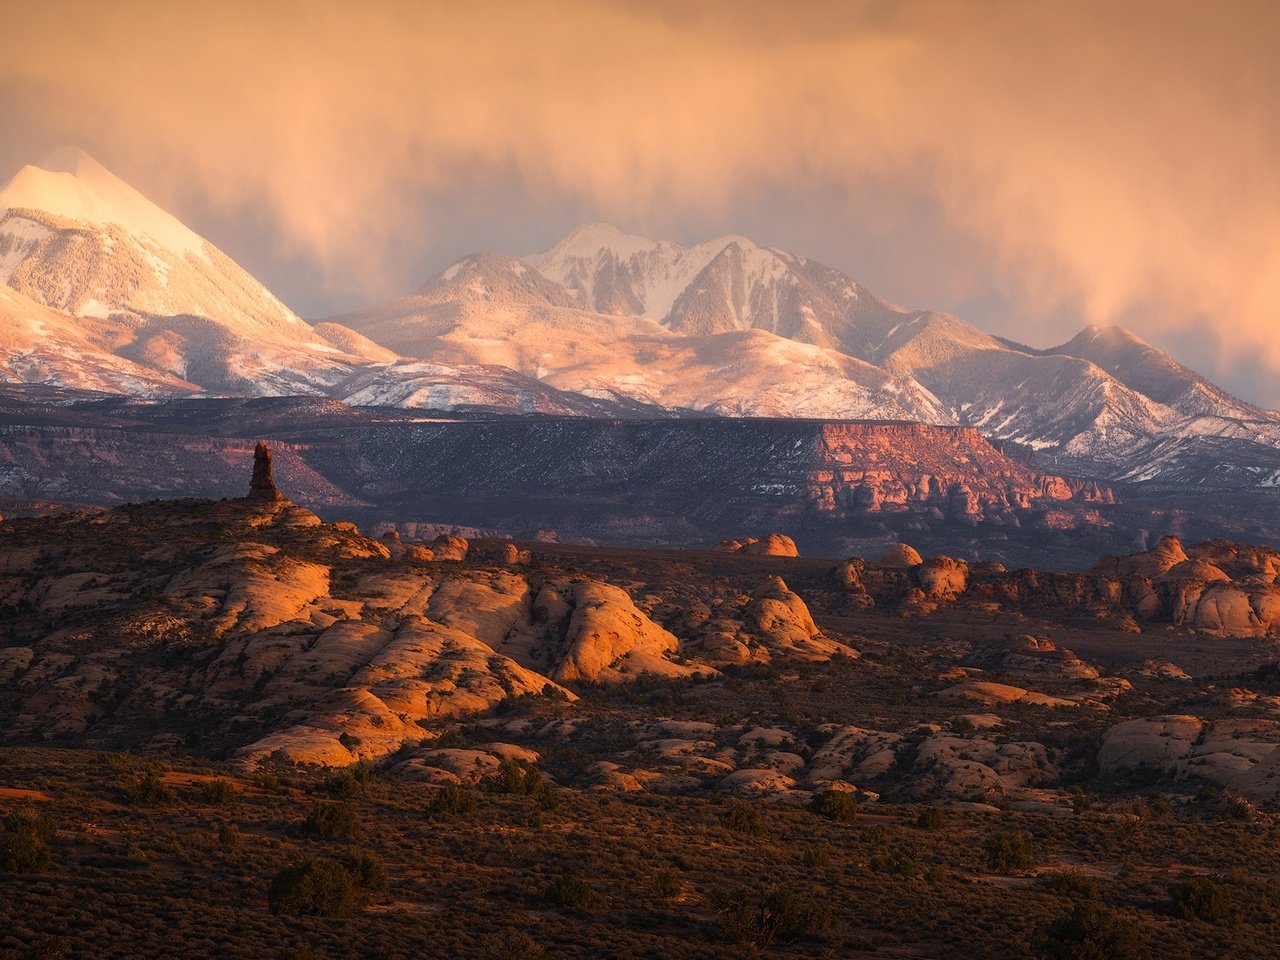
3 148 1278 492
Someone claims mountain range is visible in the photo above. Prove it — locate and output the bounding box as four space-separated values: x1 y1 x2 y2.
2 149 1278 490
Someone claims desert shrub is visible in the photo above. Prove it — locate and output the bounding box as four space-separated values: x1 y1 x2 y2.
253 770 283 792
483 760 548 797
916 806 945 830
870 848 921 878
217 823 240 847
983 830 1036 873
125 773 176 805
301 801 359 839
535 787 561 812
274 949 325 960
719 798 765 836
482 930 545 960
1168 876 1231 921
801 844 833 869
860 825 890 846
807 789 858 823
201 779 237 804
0 807 54 873
1041 869 1099 899
338 848 388 892
323 763 376 799
722 887 837 947
1068 786 1093 815
1034 903 1150 960
426 782 479 820
268 858 357 917
544 874 594 911
924 865 950 884
651 866 681 901
541 682 570 703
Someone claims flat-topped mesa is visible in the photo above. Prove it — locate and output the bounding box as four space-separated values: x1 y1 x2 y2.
248 442 283 501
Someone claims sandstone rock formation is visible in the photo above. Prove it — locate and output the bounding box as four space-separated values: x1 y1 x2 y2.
747 576 858 661
916 555 968 600
879 543 923 567
1098 715 1280 803
715 534 799 557
0 457 737 766
964 636 1100 681
248 442 281 501
815 534 1280 637
429 534 469 562
537 579 706 683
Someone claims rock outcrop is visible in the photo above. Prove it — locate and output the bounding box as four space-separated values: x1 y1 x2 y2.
715 534 800 557
747 576 859 661
880 543 923 567
429 534 469 562
1098 716 1280 804
247 442 282 501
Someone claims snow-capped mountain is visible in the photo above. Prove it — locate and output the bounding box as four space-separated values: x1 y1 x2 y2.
335 247 952 422
526 223 911 355
4 148 1278 491
0 283 194 395
337 224 1280 485
0 148 399 395
0 149 654 416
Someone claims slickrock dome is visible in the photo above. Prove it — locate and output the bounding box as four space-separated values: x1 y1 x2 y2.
880 543 923 567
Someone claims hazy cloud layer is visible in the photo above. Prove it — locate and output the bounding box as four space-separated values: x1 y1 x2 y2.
4 0 1279 403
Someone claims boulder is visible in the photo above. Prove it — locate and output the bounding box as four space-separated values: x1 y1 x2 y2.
430 534 470 562
917 556 968 600
748 577 859 661
880 543 923 567
540 580 702 683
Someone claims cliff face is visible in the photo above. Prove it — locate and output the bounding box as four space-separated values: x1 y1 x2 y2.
809 422 1112 522
0 398 1139 567
0 424 362 507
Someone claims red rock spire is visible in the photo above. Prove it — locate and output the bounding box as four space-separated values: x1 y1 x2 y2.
249 442 281 500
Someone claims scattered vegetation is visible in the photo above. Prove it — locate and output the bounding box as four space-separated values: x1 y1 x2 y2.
201 779 237 805
1034 903 1151 960
322 763 376 799
916 806 945 830
268 858 357 918
719 798 765 836
806 789 859 823
544 875 594 912
983 830 1036 873
1040 869 1100 900
1168 877 1231 921
125 773 176 806
651 867 681 901
300 801 359 839
721 887 837 947
426 782 480 820
483 760 549 797
0 807 54 873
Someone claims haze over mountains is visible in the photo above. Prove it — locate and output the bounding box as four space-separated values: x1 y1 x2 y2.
2 149 1279 490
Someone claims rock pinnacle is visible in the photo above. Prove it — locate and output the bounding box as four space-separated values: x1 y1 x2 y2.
249 442 282 500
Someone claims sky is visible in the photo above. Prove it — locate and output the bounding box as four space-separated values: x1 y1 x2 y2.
3 0 1279 405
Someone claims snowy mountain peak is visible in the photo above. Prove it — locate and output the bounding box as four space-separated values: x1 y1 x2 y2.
1074 323 1151 349
1 148 208 260
527 222 669 266
0 148 403 397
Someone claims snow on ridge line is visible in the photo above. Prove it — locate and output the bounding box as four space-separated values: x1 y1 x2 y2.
0 147 209 262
